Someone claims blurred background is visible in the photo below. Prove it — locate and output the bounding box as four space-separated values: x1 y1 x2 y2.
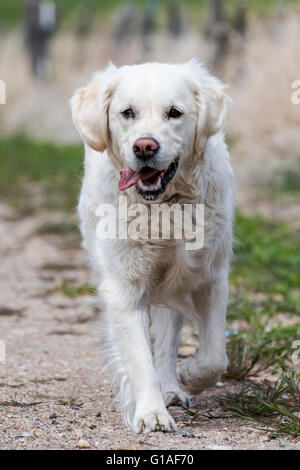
0 2 300 447
0 0 300 215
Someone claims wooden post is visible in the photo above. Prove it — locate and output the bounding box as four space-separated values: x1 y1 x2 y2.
167 0 184 38
24 0 57 78
113 3 138 42
205 0 230 72
233 0 248 38
141 0 159 58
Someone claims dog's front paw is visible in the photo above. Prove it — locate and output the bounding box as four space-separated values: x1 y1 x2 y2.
164 389 190 408
133 407 177 434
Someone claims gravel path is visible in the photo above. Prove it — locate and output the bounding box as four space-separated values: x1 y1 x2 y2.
0 203 298 450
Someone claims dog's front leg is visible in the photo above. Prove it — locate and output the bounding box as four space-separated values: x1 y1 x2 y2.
102 278 177 434
179 277 229 394
150 306 189 408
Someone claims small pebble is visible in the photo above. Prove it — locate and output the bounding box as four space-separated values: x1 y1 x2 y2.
53 374 66 381
77 439 91 449
206 444 233 450
278 439 288 448
216 381 225 388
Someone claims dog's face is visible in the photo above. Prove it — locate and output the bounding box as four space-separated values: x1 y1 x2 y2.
71 60 231 201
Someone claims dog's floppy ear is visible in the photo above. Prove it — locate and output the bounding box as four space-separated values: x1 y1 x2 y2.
187 59 232 150
70 62 117 152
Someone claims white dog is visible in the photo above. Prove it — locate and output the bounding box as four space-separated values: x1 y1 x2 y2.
71 59 234 434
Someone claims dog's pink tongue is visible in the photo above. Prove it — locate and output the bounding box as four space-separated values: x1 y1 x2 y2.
119 167 160 191
118 168 140 191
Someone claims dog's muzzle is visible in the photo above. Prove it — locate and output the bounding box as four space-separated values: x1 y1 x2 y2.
119 157 179 201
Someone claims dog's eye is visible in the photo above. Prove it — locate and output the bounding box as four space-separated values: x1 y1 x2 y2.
122 108 135 119
168 108 182 119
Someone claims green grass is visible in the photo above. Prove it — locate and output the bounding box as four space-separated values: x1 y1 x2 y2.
269 158 300 195
36 221 79 235
220 368 300 438
54 280 96 297
231 213 300 307
226 318 300 380
225 212 300 439
0 135 83 213
226 213 300 380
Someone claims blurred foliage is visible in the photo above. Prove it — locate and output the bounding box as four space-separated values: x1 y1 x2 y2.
36 220 79 235
0 135 83 212
54 280 96 297
269 158 300 194
0 0 299 26
231 212 300 296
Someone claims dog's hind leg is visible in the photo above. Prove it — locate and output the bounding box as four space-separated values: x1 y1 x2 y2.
150 306 189 408
178 278 228 394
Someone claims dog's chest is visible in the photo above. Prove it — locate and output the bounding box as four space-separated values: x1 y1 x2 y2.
149 241 209 298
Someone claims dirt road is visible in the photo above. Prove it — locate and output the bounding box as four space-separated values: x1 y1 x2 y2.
0 203 297 450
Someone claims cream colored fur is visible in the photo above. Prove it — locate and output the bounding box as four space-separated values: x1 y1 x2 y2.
71 59 234 434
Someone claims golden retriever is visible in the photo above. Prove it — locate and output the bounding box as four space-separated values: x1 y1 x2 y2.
71 59 234 433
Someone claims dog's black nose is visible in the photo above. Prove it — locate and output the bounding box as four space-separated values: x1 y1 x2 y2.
133 138 159 159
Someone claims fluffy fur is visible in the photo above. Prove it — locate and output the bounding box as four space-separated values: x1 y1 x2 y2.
71 59 234 433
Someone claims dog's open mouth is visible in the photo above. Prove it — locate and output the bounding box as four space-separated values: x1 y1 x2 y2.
119 157 179 200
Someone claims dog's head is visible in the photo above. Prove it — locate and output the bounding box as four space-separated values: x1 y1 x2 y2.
71 59 231 201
